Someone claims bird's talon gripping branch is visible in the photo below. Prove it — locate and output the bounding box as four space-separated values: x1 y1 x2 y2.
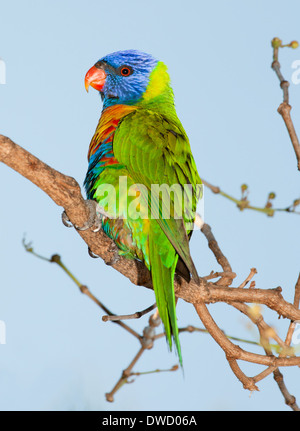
61 210 73 228
74 199 98 231
91 219 102 233
105 250 120 266
61 200 102 232
88 247 99 259
103 242 120 266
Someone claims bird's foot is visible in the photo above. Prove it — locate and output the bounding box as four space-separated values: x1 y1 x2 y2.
61 210 74 228
88 247 99 259
61 200 102 232
87 237 120 262
105 242 120 266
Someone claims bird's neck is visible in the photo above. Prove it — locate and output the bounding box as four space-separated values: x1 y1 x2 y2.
87 104 137 161
137 61 179 120
102 61 179 122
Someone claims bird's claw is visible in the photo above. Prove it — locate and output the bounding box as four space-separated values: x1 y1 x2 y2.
88 247 99 259
105 253 120 266
61 200 102 232
105 243 120 266
61 210 73 228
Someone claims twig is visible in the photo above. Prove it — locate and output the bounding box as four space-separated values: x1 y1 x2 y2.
200 222 234 286
238 268 257 289
202 271 237 281
273 369 299 411
285 274 300 346
129 364 179 377
271 37 300 171
293 273 300 308
272 274 300 411
105 311 161 402
190 224 299 403
177 325 269 348
23 242 142 340
202 178 300 216
105 346 146 402
102 303 156 321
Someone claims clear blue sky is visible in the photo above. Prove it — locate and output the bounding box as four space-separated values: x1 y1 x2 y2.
0 0 299 411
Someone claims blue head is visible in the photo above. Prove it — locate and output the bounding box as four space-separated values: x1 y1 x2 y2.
85 50 159 108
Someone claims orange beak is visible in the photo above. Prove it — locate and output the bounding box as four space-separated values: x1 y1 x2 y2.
84 65 106 92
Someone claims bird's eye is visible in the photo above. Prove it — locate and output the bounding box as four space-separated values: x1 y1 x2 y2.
120 66 133 77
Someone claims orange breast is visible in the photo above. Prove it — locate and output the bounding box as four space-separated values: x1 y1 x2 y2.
87 105 137 161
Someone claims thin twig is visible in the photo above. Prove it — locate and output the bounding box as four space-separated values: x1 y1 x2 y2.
129 364 179 377
203 271 237 281
23 242 142 340
272 274 300 411
285 274 300 346
273 369 299 411
199 222 234 286
238 268 258 288
105 311 161 402
105 346 146 402
271 37 300 171
102 303 156 321
202 178 300 216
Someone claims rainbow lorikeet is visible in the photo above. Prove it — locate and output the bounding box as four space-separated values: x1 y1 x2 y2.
83 50 201 365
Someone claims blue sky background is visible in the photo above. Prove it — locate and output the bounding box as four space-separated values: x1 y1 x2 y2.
0 0 299 411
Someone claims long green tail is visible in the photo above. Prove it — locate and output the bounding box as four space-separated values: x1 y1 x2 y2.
149 234 182 366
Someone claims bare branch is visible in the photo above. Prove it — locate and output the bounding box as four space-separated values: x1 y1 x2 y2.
102 303 156 322
238 268 258 289
2 134 300 407
201 178 300 216
273 369 300 411
271 37 300 171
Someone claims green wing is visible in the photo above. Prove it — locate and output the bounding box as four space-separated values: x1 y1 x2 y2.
113 109 201 282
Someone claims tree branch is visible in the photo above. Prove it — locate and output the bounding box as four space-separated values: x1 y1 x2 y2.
201 178 300 216
271 37 300 171
2 133 300 407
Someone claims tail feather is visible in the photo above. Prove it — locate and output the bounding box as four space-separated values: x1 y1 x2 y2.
149 234 183 366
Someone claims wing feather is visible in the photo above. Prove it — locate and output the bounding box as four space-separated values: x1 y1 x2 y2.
114 109 201 281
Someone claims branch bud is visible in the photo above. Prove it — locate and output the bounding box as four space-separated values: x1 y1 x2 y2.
271 37 282 48
289 40 299 49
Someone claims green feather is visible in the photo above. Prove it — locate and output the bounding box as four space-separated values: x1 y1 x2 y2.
113 108 201 364
149 225 182 365
115 109 200 281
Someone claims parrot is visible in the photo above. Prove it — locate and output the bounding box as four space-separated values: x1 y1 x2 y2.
83 50 201 366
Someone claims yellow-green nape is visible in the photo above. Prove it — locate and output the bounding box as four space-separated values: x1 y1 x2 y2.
142 61 171 101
